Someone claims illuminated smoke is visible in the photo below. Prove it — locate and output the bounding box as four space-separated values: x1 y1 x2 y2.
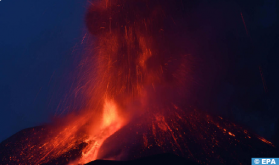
1 1 277 165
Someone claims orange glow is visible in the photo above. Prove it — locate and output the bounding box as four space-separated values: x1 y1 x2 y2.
4 1 277 165
75 98 125 164
228 132 235 137
102 99 119 128
258 137 275 147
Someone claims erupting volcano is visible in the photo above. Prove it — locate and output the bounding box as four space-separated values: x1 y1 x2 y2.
1 0 278 165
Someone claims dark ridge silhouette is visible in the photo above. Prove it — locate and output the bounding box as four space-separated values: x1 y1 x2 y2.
1 0 278 165
1 114 278 165
85 154 199 165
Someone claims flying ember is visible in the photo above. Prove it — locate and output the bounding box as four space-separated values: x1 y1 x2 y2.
0 0 278 165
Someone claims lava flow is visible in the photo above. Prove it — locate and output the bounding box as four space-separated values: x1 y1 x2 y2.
0 0 278 165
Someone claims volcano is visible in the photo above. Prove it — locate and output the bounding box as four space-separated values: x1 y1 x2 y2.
0 112 278 164
1 0 278 165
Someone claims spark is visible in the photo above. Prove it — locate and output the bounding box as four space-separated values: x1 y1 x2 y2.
240 12 249 37
81 33 87 45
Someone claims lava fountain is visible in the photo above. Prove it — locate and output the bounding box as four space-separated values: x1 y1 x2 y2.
0 0 278 165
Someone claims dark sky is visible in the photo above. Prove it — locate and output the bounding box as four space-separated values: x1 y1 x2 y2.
0 0 87 142
0 0 278 146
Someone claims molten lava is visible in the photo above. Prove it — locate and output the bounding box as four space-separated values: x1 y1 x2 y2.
0 0 278 165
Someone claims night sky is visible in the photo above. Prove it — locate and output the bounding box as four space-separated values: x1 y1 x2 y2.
0 0 87 142
0 0 278 147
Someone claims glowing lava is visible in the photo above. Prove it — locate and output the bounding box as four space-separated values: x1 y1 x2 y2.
76 98 125 164
0 0 277 165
